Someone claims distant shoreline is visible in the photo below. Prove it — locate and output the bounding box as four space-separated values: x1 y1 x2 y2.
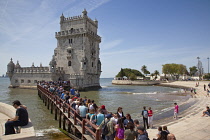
112 79 165 85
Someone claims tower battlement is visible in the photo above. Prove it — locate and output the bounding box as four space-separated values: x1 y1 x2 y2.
60 10 98 28
55 29 101 42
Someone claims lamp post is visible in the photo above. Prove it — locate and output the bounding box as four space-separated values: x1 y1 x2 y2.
208 57 209 74
197 57 200 80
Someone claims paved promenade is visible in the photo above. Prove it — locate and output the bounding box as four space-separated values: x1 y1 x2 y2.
147 81 210 140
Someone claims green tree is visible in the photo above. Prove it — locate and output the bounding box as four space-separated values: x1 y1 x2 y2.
116 68 144 80
151 73 155 80
203 74 210 80
189 66 198 76
129 73 137 81
116 68 125 77
162 63 187 80
154 70 160 80
141 65 150 76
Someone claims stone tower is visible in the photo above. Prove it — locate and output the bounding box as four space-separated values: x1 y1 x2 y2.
54 9 102 88
6 10 101 90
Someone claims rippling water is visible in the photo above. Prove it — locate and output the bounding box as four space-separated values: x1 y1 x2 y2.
0 78 190 139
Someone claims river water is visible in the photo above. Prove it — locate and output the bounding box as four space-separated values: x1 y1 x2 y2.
0 78 191 139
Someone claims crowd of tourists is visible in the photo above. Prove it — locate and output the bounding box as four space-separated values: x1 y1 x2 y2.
38 81 176 140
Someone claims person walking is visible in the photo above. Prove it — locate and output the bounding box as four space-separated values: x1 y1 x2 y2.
98 114 115 140
148 107 153 128
5 100 29 135
141 106 149 129
174 103 179 119
204 84 206 91
137 126 149 140
78 102 88 120
117 107 125 122
123 113 134 129
70 87 75 95
115 118 125 140
207 89 210 97
124 122 137 140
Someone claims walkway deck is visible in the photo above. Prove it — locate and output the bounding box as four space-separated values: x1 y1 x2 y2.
37 85 100 140
147 81 210 140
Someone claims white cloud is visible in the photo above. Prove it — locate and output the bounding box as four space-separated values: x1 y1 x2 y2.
101 39 123 50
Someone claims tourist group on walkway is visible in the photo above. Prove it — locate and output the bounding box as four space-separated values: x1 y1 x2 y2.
38 81 177 140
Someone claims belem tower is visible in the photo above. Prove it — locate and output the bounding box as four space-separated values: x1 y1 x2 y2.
6 9 102 89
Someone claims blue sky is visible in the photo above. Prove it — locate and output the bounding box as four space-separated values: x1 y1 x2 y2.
0 0 210 78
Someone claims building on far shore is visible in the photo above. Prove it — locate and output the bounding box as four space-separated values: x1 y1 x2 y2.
6 10 102 90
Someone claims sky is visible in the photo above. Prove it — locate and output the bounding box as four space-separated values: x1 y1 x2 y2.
0 0 210 78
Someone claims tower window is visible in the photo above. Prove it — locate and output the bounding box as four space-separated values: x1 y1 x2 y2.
69 39 73 44
84 62 86 65
70 28 73 32
92 62 94 67
21 79 24 83
68 61 71 66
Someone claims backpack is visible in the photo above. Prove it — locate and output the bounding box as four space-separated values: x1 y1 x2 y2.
102 120 109 135
117 128 124 139
143 110 148 118
159 131 168 140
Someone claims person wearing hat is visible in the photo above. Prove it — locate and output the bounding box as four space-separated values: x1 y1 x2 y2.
101 105 108 114
4 100 29 135
137 126 149 140
98 113 114 140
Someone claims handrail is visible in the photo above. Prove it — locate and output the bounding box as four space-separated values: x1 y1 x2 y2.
37 85 100 140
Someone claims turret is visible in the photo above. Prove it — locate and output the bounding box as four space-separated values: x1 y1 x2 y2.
98 59 102 73
15 61 21 69
49 55 56 72
7 58 15 80
94 18 98 27
82 9 87 18
31 62 35 67
60 13 65 24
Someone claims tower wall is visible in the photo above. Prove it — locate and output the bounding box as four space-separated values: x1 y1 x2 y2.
55 10 102 89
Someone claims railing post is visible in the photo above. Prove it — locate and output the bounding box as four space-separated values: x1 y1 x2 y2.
55 108 57 120
68 107 70 118
63 103 65 113
59 110 62 128
51 101 53 114
68 120 71 133
63 115 66 131
82 119 85 134
74 111 77 125
96 129 101 140
47 97 50 109
44 95 47 106
59 99 61 108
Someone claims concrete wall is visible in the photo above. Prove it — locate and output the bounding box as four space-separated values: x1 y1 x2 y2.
0 102 36 140
0 102 16 118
